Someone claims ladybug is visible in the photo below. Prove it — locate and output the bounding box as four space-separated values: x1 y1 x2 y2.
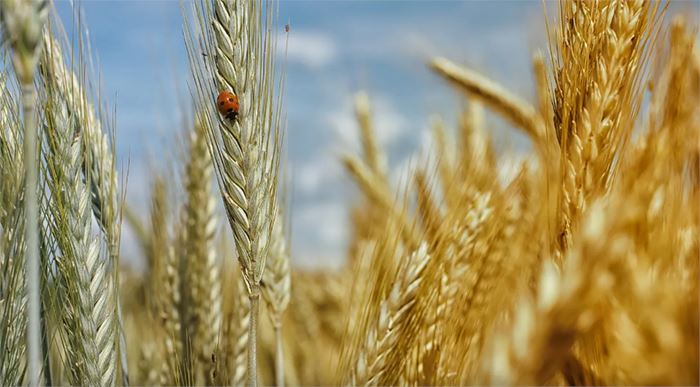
217 90 239 120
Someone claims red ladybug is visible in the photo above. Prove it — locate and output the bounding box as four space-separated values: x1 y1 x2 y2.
217 91 239 120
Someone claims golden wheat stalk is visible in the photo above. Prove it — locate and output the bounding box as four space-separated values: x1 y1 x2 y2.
482 201 623 385
183 118 222 380
354 92 388 182
343 155 421 249
431 57 543 143
554 0 662 251
230 274 251 386
261 211 291 386
350 243 431 386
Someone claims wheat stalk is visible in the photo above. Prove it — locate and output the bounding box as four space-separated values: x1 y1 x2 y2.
0 2 48 383
261 211 290 386
0 77 27 385
183 118 222 382
350 243 431 386
354 91 388 182
184 1 284 383
40 31 128 386
431 57 543 144
343 155 421 249
229 274 251 386
147 176 183 384
41 45 116 385
554 0 662 252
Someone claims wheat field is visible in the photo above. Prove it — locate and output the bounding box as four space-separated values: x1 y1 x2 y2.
0 0 698 386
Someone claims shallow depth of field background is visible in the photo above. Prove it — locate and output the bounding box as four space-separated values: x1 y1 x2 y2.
55 1 550 269
55 0 699 270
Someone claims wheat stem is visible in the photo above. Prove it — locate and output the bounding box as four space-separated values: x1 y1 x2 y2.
248 287 260 387
274 324 284 387
0 3 48 381
21 81 41 387
229 272 251 386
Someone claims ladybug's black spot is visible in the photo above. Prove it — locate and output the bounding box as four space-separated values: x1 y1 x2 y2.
228 98 234 102
219 101 224 106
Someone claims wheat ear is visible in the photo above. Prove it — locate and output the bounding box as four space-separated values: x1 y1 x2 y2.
184 118 222 381
230 274 251 386
554 0 661 252
343 155 421 249
185 1 283 384
261 211 291 387
0 75 27 386
355 91 388 182
350 243 431 386
148 176 183 384
41 32 128 386
41 44 115 385
482 204 617 385
0 70 28 387
0 1 48 383
430 57 543 143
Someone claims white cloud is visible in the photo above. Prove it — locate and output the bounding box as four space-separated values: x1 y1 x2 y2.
326 94 408 152
283 30 337 69
292 201 348 268
293 156 344 195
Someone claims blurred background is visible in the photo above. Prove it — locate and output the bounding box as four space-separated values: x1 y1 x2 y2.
53 1 597 269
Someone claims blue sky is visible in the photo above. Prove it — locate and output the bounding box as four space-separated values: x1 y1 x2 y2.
52 0 697 269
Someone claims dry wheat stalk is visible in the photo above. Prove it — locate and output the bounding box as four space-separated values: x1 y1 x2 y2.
261 211 290 387
41 46 116 385
184 1 284 383
40 31 128 386
0 2 48 383
482 200 625 385
343 155 421 249
349 243 431 386
413 170 442 244
431 117 456 199
229 274 251 386
355 91 388 182
183 118 222 382
431 57 543 143
554 0 662 252
261 212 290 327
0 79 27 385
